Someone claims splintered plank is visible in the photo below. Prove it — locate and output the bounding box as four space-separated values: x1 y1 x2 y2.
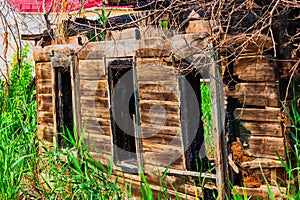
241 158 283 169
227 83 279 107
37 79 52 94
79 60 106 80
36 62 51 79
80 80 108 97
234 108 281 122
37 94 53 112
138 82 179 101
136 58 178 82
233 55 277 82
240 121 282 137
245 136 285 160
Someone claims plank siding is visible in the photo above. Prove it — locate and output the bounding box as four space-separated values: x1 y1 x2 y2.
78 58 112 164
36 62 54 144
227 83 279 107
233 56 277 82
136 58 185 170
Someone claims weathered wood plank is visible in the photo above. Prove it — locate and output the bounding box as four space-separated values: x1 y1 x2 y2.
136 58 178 82
171 34 209 61
37 79 52 94
108 27 137 41
245 136 285 160
138 82 179 101
223 34 273 54
34 44 80 62
83 133 112 155
241 158 283 169
37 123 54 142
240 121 282 137
234 108 282 122
226 83 279 107
141 124 181 138
77 39 137 60
81 117 111 136
142 143 183 152
36 62 51 79
143 151 185 170
233 55 277 82
80 80 108 97
142 135 182 146
37 94 53 112
37 111 54 125
79 60 106 80
80 97 110 118
141 112 180 127
136 37 172 57
140 100 180 115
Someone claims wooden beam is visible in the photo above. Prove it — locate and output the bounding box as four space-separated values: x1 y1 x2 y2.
210 47 229 199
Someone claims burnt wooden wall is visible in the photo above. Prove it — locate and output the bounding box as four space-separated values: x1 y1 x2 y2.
33 9 297 197
223 34 287 194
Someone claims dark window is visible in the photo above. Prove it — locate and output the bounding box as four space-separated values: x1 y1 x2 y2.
55 68 74 147
178 68 209 172
108 59 137 169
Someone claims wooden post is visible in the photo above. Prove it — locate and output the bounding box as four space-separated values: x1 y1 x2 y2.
133 56 144 173
209 47 229 199
70 55 82 138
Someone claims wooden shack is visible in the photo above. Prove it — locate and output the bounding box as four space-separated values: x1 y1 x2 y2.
30 1 300 199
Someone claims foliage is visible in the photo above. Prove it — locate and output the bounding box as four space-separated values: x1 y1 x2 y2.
0 43 37 200
88 3 112 42
201 81 213 158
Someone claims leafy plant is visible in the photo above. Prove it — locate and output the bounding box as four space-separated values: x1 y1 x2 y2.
88 3 112 42
201 81 213 158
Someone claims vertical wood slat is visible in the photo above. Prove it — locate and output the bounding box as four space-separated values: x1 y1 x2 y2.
50 55 58 149
70 56 82 137
133 56 144 172
209 48 229 200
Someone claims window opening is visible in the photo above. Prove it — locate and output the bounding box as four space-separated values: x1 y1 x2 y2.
178 68 210 172
108 59 137 170
55 67 74 147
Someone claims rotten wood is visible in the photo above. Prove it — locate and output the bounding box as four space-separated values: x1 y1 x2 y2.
234 108 282 122
233 55 277 82
240 121 282 137
245 136 286 160
226 82 280 107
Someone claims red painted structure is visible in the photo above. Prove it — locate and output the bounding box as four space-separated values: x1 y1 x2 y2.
7 0 131 13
